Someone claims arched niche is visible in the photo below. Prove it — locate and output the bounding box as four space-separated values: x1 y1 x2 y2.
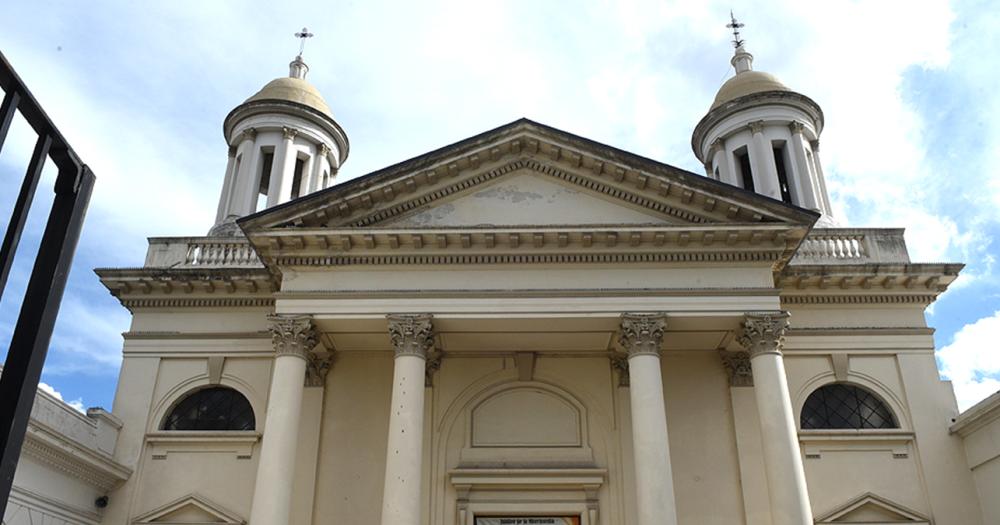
461 381 593 466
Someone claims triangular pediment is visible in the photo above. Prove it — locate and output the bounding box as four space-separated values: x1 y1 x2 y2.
816 493 930 524
239 119 818 233
382 169 678 227
132 494 244 525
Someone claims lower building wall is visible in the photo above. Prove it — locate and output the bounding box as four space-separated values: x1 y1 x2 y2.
956 392 1000 525
101 310 991 524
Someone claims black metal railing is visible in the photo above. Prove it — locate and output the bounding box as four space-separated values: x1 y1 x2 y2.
0 50 95 516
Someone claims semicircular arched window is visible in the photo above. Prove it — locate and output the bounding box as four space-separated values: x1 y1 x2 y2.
801 383 898 430
161 387 255 431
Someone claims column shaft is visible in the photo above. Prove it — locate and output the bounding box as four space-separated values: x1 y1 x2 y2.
215 148 238 224
620 314 678 525
231 130 260 216
248 315 318 525
787 123 819 210
381 315 435 525
248 354 307 525
268 128 298 207
628 353 678 525
749 122 781 200
739 312 813 525
381 354 427 524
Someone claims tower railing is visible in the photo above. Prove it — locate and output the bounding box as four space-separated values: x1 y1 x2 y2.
0 51 96 517
791 228 910 264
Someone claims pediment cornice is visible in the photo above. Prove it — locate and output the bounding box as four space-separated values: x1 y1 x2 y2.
238 120 817 232
245 223 808 272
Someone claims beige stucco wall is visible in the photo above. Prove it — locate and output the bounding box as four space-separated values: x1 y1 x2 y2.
955 392 1000 524
100 283 988 524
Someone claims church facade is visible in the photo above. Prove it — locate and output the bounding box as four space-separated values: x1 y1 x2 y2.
90 42 1000 525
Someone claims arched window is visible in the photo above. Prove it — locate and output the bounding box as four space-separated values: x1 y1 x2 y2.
801 383 898 430
162 387 255 431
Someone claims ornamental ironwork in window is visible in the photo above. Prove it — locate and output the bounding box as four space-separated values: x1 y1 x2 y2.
800 383 898 430
162 387 255 431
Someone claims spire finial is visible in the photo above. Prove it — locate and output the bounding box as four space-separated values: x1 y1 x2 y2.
289 27 314 79
727 11 745 49
294 27 314 57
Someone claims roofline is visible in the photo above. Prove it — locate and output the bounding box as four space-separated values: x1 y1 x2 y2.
238 118 819 231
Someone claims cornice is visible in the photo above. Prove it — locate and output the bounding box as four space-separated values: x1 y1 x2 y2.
778 263 962 294
22 423 131 492
120 297 275 310
692 90 825 160
275 287 780 299
781 294 938 305
246 225 802 271
273 250 784 268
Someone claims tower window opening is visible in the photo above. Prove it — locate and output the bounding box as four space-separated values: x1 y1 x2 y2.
735 148 754 191
713 167 720 180
321 170 330 189
772 143 793 204
291 157 306 199
256 151 274 212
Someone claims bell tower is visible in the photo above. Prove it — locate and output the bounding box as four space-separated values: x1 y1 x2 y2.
691 15 835 226
210 28 349 235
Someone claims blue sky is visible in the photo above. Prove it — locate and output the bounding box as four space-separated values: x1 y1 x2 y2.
0 0 997 411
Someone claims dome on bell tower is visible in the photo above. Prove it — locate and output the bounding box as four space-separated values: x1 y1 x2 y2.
691 19 835 226
210 42 349 236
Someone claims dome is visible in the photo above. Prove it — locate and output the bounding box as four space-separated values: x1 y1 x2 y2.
711 70 790 109
244 76 333 118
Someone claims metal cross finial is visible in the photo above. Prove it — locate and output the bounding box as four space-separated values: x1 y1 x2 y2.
727 11 745 49
294 27 314 57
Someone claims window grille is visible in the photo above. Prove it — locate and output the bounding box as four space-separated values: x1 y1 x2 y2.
162 387 255 431
801 383 897 430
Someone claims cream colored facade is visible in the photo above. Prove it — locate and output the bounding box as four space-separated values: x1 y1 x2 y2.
90 47 1000 525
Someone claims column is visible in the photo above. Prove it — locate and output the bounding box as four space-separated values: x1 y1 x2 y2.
381 314 435 525
810 139 833 216
248 315 318 525
737 312 813 525
308 143 330 193
786 122 819 211
214 145 238 224
230 128 259 217
709 138 736 185
748 121 781 200
720 351 772 525
619 313 678 525
268 127 299 207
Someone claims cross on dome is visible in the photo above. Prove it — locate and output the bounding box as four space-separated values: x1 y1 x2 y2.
294 27 314 57
727 11 745 49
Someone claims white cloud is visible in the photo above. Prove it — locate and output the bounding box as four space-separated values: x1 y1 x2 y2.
37 382 87 413
937 311 1000 411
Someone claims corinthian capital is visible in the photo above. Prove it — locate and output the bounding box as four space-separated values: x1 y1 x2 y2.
748 120 766 135
282 126 299 140
736 312 790 358
618 313 667 358
387 314 435 359
268 314 318 360
240 127 257 142
788 121 806 135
